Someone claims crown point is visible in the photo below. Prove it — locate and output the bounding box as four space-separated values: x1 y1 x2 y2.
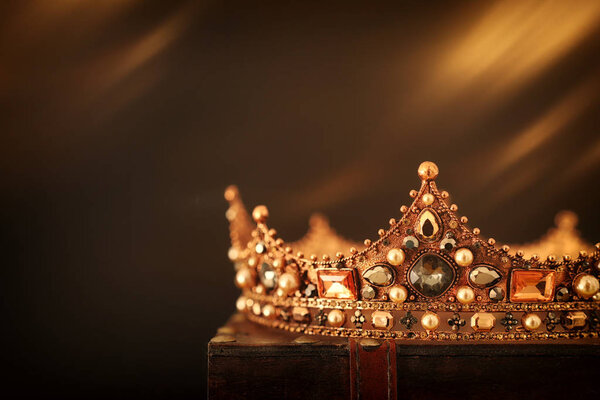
418 161 439 181
224 185 238 201
252 205 269 223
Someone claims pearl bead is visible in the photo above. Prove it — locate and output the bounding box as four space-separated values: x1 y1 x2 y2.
522 313 542 331
389 286 408 303
327 309 346 327
573 274 600 299
278 272 299 294
454 248 474 267
236 296 247 311
456 286 475 304
386 248 405 266
252 205 269 223
262 304 276 319
422 193 434 205
421 311 440 331
418 161 439 181
235 268 254 288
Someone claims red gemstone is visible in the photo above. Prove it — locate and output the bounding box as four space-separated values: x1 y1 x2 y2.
510 269 556 302
316 269 358 300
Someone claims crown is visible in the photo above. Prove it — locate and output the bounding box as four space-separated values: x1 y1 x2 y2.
224 162 600 341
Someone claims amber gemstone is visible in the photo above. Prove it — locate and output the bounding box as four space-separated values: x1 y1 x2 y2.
371 311 394 330
292 306 310 323
416 209 442 241
471 312 496 331
408 253 455 297
316 269 358 300
562 311 587 330
363 265 394 286
510 270 556 302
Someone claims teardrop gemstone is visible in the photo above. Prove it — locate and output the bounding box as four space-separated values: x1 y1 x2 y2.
363 265 394 286
416 208 442 242
468 265 502 288
408 253 455 297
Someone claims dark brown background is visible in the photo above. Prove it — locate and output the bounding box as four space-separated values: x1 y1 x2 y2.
2 1 600 398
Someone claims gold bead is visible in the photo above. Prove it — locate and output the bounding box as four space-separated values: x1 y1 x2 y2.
472 228 480 235
441 191 449 198
386 248 405 266
418 161 439 181
262 304 277 319
278 272 300 294
236 296 247 311
235 268 254 288
422 193 435 205
522 313 542 331
252 205 269 223
327 309 346 327
224 185 238 201
456 286 475 304
454 248 474 267
409 190 418 198
573 274 600 299
388 286 408 303
421 311 440 331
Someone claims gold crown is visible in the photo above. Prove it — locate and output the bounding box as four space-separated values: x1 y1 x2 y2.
224 162 600 341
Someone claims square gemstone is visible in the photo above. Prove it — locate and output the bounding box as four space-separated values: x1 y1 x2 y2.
316 269 358 300
510 269 556 302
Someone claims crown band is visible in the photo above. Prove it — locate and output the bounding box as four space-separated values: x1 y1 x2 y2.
225 162 600 341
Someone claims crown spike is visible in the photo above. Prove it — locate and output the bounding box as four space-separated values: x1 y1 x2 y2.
418 161 439 181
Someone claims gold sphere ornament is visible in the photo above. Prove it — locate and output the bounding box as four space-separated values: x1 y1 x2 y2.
388 286 408 303
456 286 475 304
573 274 600 299
236 296 247 312
386 248 405 266
421 311 440 331
278 272 300 295
454 248 474 267
418 161 439 181
252 205 269 223
262 304 277 319
422 193 435 205
327 309 346 327
522 313 542 331
235 268 254 289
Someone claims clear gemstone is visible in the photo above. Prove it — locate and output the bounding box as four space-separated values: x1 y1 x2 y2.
363 265 394 286
259 262 277 289
562 311 587 330
371 311 394 330
292 307 310 323
304 284 317 298
408 253 455 297
469 265 502 288
471 312 496 331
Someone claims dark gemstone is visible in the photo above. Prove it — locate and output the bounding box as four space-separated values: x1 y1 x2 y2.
304 284 317 298
361 286 376 300
556 287 570 301
336 262 345 269
469 265 502 288
363 265 394 286
255 242 267 254
408 254 455 297
382 238 390 246
403 236 419 249
259 262 277 289
489 286 505 301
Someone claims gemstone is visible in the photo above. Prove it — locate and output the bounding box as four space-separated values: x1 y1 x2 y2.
292 307 310 323
440 238 456 251
361 286 376 300
304 284 318 298
403 236 419 249
471 312 496 331
316 269 358 300
510 270 556 302
255 242 267 254
408 253 455 297
363 265 394 286
469 265 502 288
416 209 442 241
562 311 587 330
371 311 394 330
259 262 277 289
489 287 505 301
556 287 570 301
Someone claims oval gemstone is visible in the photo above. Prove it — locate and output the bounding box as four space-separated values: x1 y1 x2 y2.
408 254 455 297
259 262 277 289
363 265 394 286
416 209 442 242
469 265 502 288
